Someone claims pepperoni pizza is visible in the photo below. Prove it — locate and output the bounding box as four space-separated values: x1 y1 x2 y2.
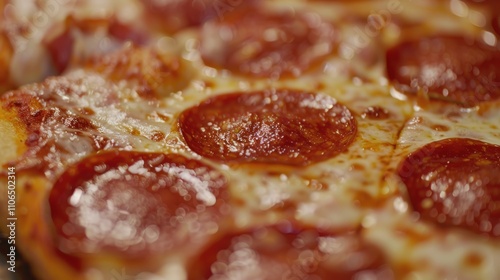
1 0 500 279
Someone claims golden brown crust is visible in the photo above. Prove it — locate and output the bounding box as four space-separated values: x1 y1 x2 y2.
0 104 26 231
0 105 82 278
0 42 201 279
0 31 13 93
0 106 26 168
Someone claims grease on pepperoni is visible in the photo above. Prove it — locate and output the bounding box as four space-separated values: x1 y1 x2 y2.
187 225 393 280
178 89 357 166
386 35 500 107
200 7 337 78
397 138 500 236
49 151 229 258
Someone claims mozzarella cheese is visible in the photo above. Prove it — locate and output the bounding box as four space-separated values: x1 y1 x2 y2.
1 1 500 280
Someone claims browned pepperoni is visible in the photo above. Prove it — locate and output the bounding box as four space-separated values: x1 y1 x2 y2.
49 151 229 258
45 26 74 74
187 225 393 280
143 0 258 32
386 35 500 107
86 45 191 97
178 90 357 166
108 18 149 45
142 0 215 30
397 138 500 236
199 7 336 78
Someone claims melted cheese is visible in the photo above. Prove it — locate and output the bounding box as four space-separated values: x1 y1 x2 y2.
1 1 500 280
366 100 500 280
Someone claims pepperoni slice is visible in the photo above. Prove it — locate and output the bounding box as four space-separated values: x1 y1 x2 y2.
86 45 192 97
187 225 393 280
143 0 258 32
397 138 500 236
142 0 217 30
108 19 149 45
178 90 357 166
46 26 74 74
49 151 229 258
199 7 336 78
386 35 500 107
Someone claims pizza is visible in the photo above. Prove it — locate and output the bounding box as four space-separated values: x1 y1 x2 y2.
0 0 500 279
